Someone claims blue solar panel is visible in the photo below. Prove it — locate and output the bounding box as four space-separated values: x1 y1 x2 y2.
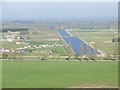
58 30 95 55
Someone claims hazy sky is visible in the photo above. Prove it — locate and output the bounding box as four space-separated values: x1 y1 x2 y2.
2 0 119 2
2 2 118 21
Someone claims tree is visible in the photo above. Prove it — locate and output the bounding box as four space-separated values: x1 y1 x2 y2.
8 49 17 60
86 45 91 60
16 52 24 60
91 42 96 60
40 50 49 60
112 38 115 42
79 42 83 60
118 42 120 60
2 53 8 59
66 42 73 60
114 43 118 61
36 50 40 59
93 43 97 60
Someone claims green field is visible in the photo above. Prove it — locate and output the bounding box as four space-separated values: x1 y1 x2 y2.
28 40 63 45
23 30 58 41
1 41 24 49
2 60 118 88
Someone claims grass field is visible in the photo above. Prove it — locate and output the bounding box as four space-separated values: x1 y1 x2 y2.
28 40 63 45
23 30 58 41
23 46 67 56
1 41 24 49
2 60 118 88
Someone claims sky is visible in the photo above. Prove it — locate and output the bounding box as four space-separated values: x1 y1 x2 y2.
1 2 118 21
1 0 119 2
